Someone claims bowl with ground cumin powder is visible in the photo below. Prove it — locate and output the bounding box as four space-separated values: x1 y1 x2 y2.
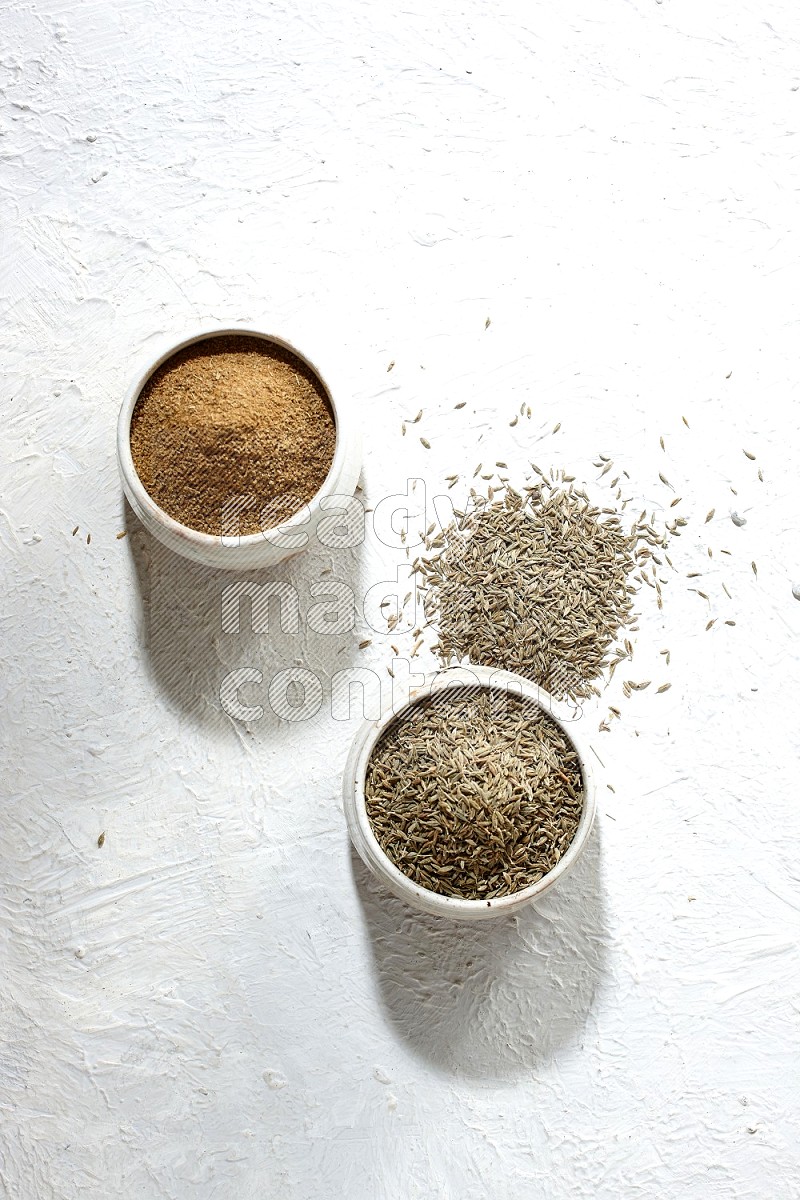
117 328 361 568
343 667 595 920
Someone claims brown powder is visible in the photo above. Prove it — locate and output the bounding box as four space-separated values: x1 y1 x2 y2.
129 335 336 536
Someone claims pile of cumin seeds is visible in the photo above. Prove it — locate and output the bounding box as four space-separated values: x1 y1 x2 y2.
365 687 583 900
415 482 667 702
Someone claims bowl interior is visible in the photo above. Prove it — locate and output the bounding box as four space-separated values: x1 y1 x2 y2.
351 671 594 915
118 327 342 547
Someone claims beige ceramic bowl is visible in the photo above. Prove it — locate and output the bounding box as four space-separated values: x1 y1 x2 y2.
117 326 362 570
342 666 596 921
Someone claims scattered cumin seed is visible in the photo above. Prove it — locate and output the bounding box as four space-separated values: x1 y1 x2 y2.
454 401 466 410
751 561 758 577
706 619 716 630
387 361 395 372
401 423 406 436
71 525 79 536
656 683 671 693
758 469 764 482
509 415 518 427
725 620 736 626
682 416 690 428
552 422 561 434
97 832 105 847
420 438 431 449
705 509 715 523
413 410 422 423
743 449 755 460
116 530 127 539
485 317 491 329
86 533 91 544
359 639 372 649
659 436 665 451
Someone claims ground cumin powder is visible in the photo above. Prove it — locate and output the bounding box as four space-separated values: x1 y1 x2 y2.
129 335 336 536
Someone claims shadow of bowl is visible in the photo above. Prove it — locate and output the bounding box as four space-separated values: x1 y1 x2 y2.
123 500 368 739
351 821 608 1082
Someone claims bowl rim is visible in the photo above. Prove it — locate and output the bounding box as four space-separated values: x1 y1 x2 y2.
116 324 346 550
343 665 597 918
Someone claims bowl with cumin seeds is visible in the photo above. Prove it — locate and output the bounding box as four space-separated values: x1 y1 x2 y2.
117 326 361 569
343 667 596 920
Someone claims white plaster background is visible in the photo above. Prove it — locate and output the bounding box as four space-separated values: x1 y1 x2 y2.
2 1 800 1196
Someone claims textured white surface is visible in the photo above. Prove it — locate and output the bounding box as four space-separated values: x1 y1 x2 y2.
2 1 800 1197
